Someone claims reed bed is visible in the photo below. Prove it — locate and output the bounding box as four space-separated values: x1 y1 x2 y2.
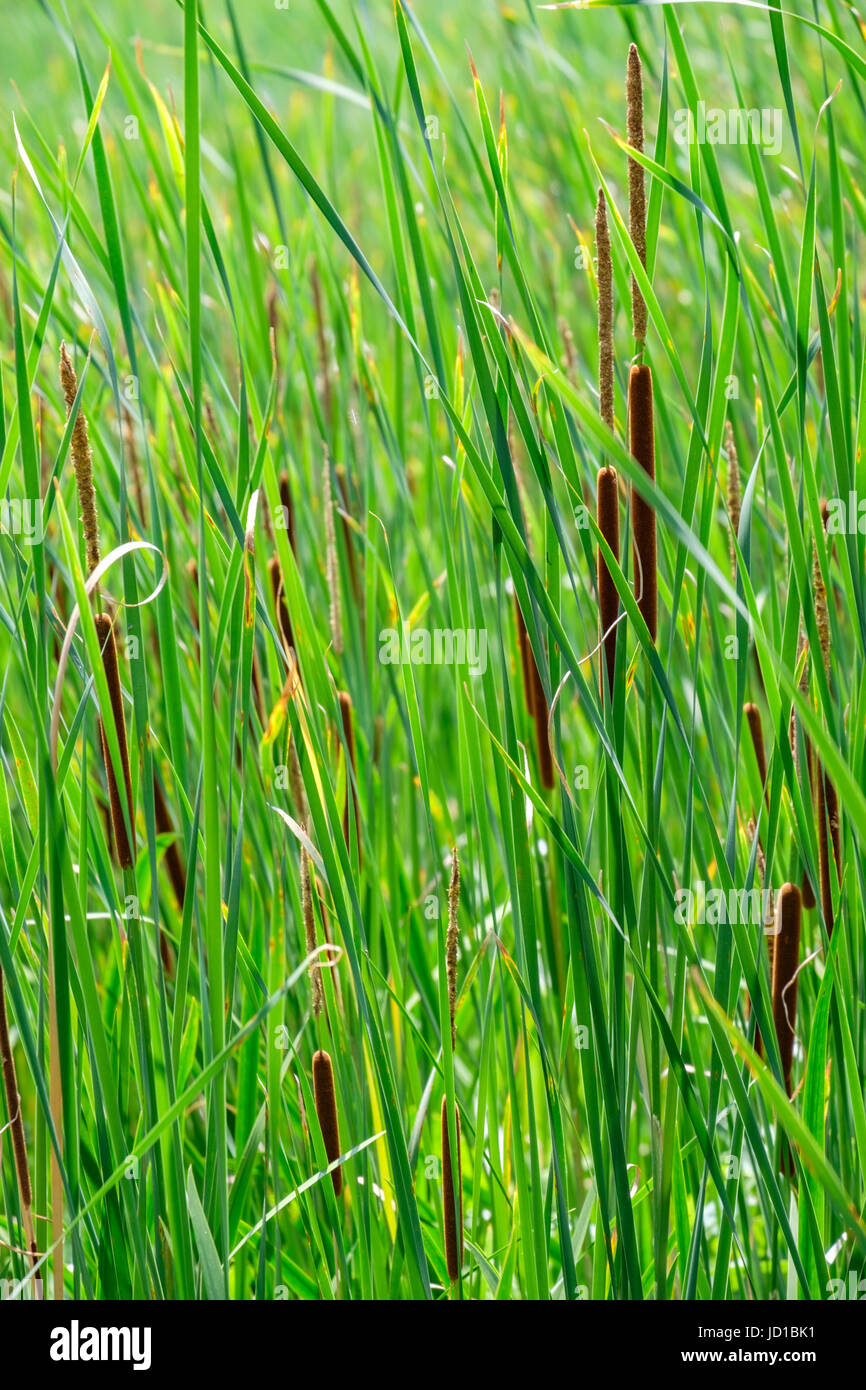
0 0 863 1308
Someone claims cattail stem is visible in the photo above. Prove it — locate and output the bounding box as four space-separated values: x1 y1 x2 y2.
597 467 620 700
441 1096 463 1283
629 365 657 643
312 1050 342 1197
94 614 136 870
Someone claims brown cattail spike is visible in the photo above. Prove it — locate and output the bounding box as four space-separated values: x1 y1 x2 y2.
626 45 647 347
441 1096 463 1283
530 638 554 789
771 883 802 1098
60 342 101 574
153 774 186 912
312 1050 342 1197
268 555 295 656
744 702 768 799
597 467 620 700
596 189 614 431
817 769 841 938
446 848 460 1049
514 597 536 716
629 365 657 642
338 691 361 868
94 614 136 871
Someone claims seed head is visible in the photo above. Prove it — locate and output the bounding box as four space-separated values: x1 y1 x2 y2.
626 45 647 346
60 342 101 574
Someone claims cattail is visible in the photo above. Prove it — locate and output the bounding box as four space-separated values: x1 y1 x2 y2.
743 702 771 1052
150 775 180 974
530 640 554 790
0 968 38 1272
153 773 186 912
312 1049 342 1197
59 342 101 575
745 820 774 1059
446 848 460 1049
514 596 536 715
338 691 361 868
817 769 841 938
771 883 802 1099
441 1096 463 1283
94 614 136 871
596 190 614 431
725 421 740 577
626 45 647 348
629 365 657 642
595 189 620 701
744 702 768 797
597 467 620 701
288 733 307 820
323 451 343 656
268 555 295 656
